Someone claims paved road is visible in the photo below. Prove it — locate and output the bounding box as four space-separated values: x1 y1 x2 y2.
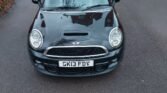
0 0 167 93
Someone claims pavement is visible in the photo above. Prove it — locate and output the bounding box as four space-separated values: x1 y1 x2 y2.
0 0 167 93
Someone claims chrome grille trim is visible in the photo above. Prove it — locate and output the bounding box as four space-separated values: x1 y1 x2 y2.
44 45 108 58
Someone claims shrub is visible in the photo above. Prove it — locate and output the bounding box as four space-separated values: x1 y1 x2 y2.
0 0 14 15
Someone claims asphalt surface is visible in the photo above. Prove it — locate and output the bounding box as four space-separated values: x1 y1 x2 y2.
0 0 167 93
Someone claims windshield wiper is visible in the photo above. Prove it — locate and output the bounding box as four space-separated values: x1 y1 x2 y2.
82 4 109 11
44 6 80 11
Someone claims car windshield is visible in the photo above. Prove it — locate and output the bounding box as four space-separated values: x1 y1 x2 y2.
43 0 110 11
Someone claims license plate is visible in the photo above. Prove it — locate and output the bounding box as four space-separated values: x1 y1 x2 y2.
59 60 94 68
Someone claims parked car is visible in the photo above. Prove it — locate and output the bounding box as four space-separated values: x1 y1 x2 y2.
28 0 124 77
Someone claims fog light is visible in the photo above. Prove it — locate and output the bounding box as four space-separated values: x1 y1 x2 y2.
96 65 108 72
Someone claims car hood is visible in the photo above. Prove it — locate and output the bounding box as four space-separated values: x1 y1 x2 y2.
35 8 116 48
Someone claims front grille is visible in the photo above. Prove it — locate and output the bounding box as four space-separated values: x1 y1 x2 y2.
44 46 108 58
58 67 95 74
44 63 109 75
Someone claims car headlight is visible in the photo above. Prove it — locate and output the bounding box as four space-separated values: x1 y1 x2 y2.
109 27 123 48
29 29 43 49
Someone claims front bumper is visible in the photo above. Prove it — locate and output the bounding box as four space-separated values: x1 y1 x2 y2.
29 48 123 77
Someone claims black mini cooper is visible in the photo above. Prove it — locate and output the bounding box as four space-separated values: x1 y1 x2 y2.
28 0 124 77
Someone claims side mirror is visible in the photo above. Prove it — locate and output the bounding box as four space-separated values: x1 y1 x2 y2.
32 0 39 4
